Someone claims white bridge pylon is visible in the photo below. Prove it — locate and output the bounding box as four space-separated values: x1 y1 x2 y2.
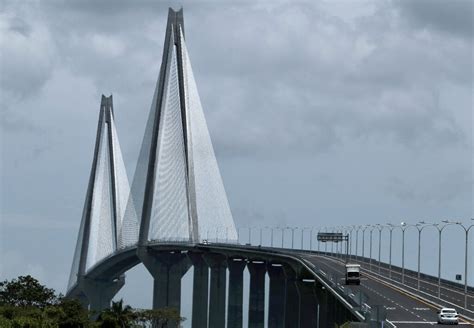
68 8 238 292
68 95 131 290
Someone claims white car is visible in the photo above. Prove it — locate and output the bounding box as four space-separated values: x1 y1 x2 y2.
437 308 459 325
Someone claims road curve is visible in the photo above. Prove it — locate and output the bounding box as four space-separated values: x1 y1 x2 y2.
301 254 474 327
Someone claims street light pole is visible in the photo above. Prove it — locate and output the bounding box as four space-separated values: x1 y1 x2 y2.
362 227 366 259
277 227 284 248
401 224 406 284
355 227 360 261
324 227 328 253
270 227 274 247
331 227 335 254
452 220 473 310
301 228 307 250
291 227 297 249
285 227 297 249
436 220 457 299
400 222 419 284
414 221 432 291
414 221 434 291
386 223 399 280
369 227 373 271
375 224 383 274
347 226 355 261
388 226 393 279
463 222 473 310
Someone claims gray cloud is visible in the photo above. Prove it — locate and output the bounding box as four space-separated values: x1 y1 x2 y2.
395 0 473 39
0 0 471 306
385 169 473 204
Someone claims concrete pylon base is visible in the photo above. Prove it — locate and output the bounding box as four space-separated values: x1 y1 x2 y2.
188 252 209 328
248 260 266 328
80 275 125 317
267 263 286 328
296 279 319 328
283 265 300 327
138 247 190 312
227 258 246 328
204 253 227 328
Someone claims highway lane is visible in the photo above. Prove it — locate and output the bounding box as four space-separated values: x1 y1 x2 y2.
340 256 474 313
301 254 474 327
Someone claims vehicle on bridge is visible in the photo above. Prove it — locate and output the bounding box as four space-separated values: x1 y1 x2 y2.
345 263 361 285
437 307 459 325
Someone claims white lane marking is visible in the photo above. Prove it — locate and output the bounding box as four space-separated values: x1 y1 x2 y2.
390 321 471 325
413 307 430 311
340 257 474 314
349 259 474 300
310 255 474 322
362 283 429 321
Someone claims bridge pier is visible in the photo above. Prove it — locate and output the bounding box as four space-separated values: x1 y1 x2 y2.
283 266 300 327
315 285 329 326
204 254 227 328
296 279 319 328
267 263 286 328
188 252 209 328
227 258 246 328
138 249 190 312
248 260 266 328
80 275 125 316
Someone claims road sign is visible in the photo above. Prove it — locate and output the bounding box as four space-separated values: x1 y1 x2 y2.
455 274 462 281
317 232 348 242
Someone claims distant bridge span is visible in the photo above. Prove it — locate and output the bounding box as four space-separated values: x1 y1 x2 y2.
68 243 361 327
66 7 473 328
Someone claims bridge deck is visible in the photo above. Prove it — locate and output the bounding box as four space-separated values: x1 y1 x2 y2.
301 254 474 327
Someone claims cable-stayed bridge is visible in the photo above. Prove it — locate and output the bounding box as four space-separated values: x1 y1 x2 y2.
66 8 474 328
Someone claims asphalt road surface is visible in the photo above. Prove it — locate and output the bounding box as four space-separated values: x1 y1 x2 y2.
340 255 474 313
301 254 474 327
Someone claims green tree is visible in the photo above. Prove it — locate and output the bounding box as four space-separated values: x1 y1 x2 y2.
0 275 57 308
98 299 135 328
134 307 184 328
49 298 91 328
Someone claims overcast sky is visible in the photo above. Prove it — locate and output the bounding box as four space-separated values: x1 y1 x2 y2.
0 0 473 319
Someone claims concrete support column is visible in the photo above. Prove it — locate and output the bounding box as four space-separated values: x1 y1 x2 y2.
248 260 266 328
283 265 299 327
188 252 209 328
227 258 246 328
296 279 318 328
267 263 286 328
204 254 227 328
314 285 329 327
138 248 190 312
80 275 125 316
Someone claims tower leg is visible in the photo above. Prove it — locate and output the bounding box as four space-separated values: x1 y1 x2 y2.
138 248 190 312
296 279 318 328
189 252 209 328
204 254 227 328
248 261 266 328
227 258 246 328
315 284 329 327
267 263 286 328
80 275 125 317
283 266 299 327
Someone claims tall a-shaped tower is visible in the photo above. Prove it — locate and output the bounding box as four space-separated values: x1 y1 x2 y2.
131 8 237 244
68 95 131 291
